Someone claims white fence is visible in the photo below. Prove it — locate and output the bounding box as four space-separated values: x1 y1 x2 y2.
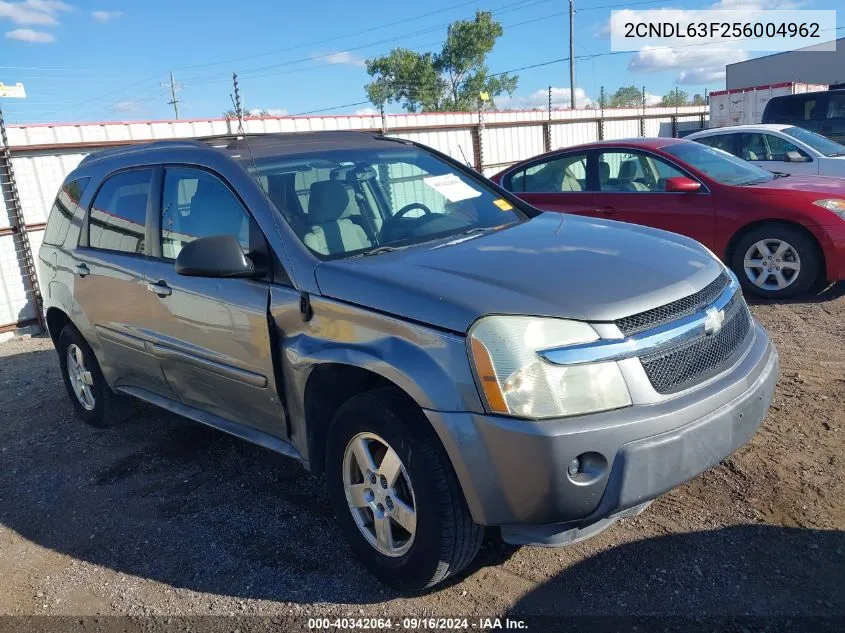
0 105 708 334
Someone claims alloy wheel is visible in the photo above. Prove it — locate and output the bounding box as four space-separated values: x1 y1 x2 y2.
66 343 96 411
743 239 801 291
342 432 417 557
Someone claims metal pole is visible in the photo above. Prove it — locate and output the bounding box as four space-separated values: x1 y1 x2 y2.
569 0 576 110
232 73 244 134
162 71 181 119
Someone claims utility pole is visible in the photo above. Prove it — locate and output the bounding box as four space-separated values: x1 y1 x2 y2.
232 73 244 133
162 71 182 119
569 0 575 110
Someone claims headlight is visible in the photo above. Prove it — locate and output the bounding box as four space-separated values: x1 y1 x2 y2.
468 316 631 419
813 198 845 220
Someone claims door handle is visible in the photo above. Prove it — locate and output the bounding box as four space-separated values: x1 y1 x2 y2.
147 281 172 297
75 263 90 277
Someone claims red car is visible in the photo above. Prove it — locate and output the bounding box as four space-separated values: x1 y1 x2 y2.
492 138 845 299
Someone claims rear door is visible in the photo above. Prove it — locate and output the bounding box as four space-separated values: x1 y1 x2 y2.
501 151 605 218
590 149 716 248
141 165 287 437
74 168 174 397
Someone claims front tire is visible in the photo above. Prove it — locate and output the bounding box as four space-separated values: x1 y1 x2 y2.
325 388 483 590
731 224 820 299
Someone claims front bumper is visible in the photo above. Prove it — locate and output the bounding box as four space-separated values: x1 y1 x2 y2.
425 320 778 544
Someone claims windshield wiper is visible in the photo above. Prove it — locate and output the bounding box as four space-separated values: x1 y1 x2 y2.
359 245 402 257
829 152 845 157
772 172 790 179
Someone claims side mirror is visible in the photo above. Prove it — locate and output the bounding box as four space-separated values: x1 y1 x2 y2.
175 234 256 278
785 150 809 163
664 176 702 193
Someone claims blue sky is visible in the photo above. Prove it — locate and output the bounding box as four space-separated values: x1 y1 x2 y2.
0 0 841 124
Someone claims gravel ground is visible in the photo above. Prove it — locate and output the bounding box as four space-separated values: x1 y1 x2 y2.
0 287 843 627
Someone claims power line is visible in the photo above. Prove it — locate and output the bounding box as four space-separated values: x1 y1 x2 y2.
172 0 547 74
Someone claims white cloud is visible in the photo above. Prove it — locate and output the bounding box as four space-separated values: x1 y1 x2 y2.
644 92 662 106
497 87 594 110
111 100 144 114
5 26 53 41
0 0 71 26
354 107 379 115
628 46 748 85
91 9 122 22
319 51 367 69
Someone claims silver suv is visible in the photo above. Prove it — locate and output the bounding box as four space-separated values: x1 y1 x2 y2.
38 132 778 590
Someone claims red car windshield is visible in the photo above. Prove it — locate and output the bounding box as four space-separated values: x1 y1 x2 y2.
663 142 775 186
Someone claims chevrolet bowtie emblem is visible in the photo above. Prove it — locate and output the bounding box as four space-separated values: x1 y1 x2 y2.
703 307 725 335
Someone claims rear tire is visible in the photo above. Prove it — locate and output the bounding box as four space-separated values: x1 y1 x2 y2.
57 324 120 428
731 224 820 299
325 388 483 590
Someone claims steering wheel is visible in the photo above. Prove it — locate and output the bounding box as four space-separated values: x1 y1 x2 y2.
380 202 436 239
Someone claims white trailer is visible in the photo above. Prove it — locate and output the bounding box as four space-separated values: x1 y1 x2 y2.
708 82 828 128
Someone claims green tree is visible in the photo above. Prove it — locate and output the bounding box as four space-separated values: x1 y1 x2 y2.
609 85 642 108
692 93 705 105
365 11 518 112
660 89 689 107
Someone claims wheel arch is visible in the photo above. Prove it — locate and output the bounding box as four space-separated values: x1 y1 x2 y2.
45 306 72 346
303 362 423 474
725 219 826 282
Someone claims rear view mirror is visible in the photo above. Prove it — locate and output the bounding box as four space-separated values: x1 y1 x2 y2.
175 234 256 278
785 150 809 163
664 176 702 193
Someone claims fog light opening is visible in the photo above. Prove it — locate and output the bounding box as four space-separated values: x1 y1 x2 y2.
567 451 607 485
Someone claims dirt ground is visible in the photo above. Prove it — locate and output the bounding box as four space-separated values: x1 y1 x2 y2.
0 286 843 628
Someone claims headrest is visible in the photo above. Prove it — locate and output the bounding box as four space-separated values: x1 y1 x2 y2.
308 180 349 224
618 160 639 181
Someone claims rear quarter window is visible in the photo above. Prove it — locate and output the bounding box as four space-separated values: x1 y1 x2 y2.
43 177 90 247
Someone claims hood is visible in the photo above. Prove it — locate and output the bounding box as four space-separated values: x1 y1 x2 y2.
745 174 845 197
314 214 724 334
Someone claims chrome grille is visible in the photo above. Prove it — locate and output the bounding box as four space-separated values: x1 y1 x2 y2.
639 293 752 394
616 272 730 337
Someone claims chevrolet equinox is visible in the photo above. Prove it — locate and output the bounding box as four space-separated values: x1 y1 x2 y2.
38 132 779 589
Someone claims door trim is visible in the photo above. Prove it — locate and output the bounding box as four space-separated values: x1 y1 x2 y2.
149 341 268 388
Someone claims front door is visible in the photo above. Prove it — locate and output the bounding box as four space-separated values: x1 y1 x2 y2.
141 166 287 437
591 149 716 249
75 168 174 397
738 132 817 176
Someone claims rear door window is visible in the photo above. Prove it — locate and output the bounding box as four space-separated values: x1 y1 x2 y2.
44 177 90 246
88 170 152 254
827 93 845 119
507 153 588 193
696 134 736 155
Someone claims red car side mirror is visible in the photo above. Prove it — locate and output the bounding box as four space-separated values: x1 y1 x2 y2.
665 176 702 193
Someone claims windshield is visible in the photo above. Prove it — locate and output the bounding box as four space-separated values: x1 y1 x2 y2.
246 145 525 259
662 142 775 186
783 126 845 157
